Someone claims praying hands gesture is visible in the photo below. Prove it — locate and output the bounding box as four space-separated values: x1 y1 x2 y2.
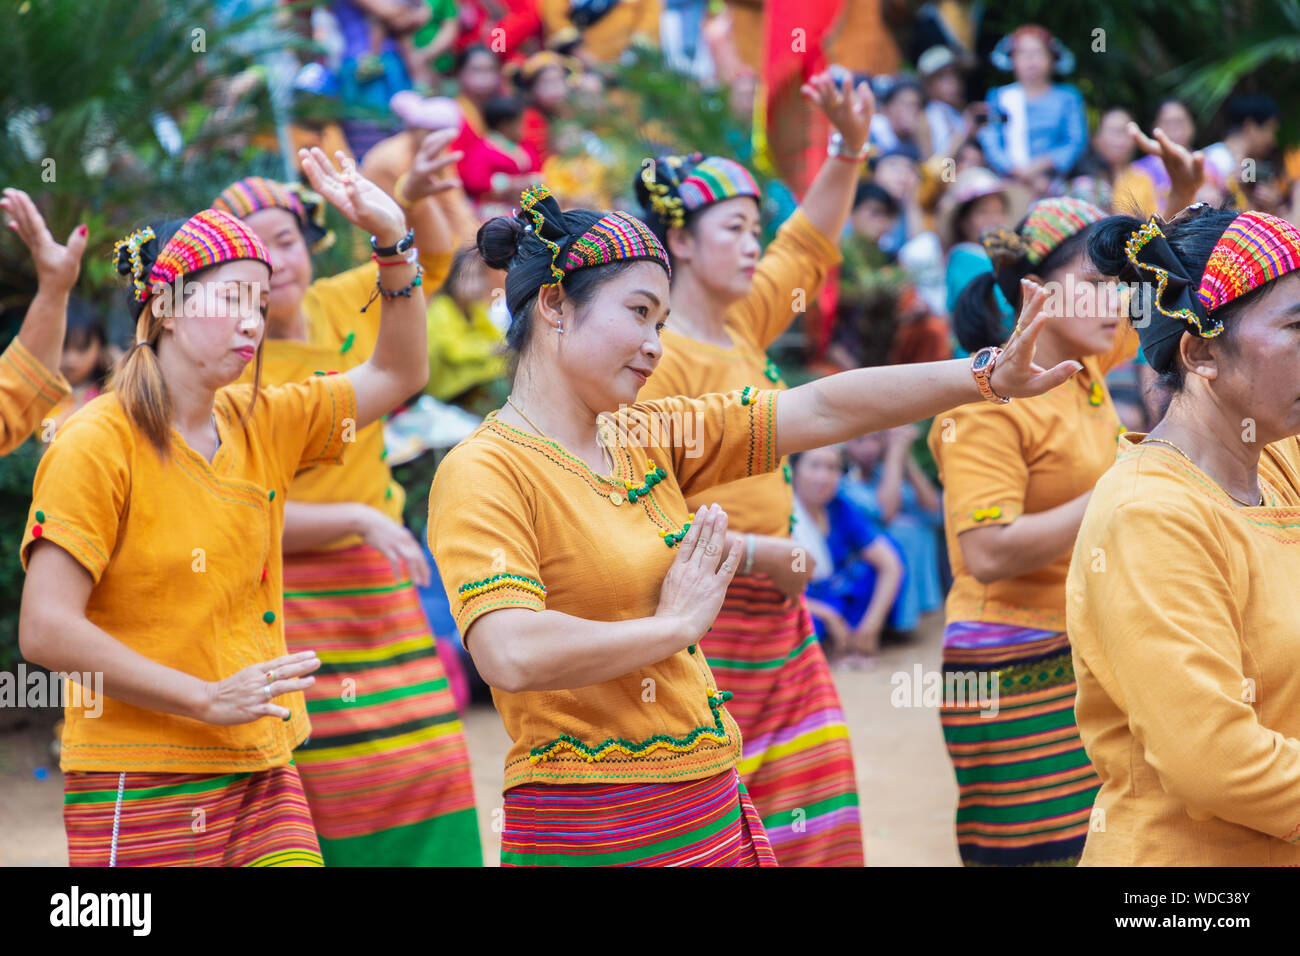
299 147 407 246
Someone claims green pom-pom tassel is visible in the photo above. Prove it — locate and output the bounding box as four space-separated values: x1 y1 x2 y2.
340 331 355 354
263 610 276 624
34 510 45 523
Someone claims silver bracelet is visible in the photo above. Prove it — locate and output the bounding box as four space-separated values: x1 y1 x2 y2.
742 533 756 576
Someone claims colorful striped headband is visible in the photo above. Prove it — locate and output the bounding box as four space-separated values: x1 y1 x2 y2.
1019 197 1105 265
113 208 271 304
519 184 670 283
212 176 336 254
641 154 760 229
1125 209 1300 339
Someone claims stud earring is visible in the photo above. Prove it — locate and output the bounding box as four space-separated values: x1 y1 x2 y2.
555 322 564 334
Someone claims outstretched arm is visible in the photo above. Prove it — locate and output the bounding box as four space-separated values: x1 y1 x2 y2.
774 281 1082 458
300 148 429 430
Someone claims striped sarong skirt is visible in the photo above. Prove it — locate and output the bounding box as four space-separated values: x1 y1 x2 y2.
500 768 777 866
284 544 482 866
704 575 864 866
64 765 322 867
939 623 1101 866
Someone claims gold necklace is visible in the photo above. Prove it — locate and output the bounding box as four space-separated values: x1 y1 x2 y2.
1140 437 1264 507
505 395 614 475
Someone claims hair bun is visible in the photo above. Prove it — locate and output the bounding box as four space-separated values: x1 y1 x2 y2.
476 215 528 271
980 226 1026 273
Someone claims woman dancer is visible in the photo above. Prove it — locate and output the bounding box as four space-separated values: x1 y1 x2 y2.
632 70 875 866
428 183 1081 866
212 152 482 866
928 197 1134 866
19 150 428 866
1071 203 1300 864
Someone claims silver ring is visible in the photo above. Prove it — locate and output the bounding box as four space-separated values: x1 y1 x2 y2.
264 685 273 700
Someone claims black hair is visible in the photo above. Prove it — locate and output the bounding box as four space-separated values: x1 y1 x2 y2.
64 296 108 353
483 95 524 130
453 44 497 77
114 219 186 322
853 181 899 217
1150 97 1192 130
633 153 761 270
951 217 1098 354
880 76 925 105
1225 93 1279 134
1087 207 1262 391
476 209 648 367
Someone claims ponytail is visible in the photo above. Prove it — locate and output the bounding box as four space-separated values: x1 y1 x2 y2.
951 272 1009 354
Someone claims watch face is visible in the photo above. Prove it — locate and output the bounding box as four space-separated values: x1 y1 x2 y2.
972 350 992 371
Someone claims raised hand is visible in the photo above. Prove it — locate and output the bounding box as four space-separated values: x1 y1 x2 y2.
988 279 1085 399
299 147 407 243
1128 122 1205 213
402 128 464 203
2 188 88 292
200 650 321 724
801 68 874 152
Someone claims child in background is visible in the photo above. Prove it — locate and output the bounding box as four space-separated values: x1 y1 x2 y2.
425 246 506 404
49 297 115 435
791 446 904 668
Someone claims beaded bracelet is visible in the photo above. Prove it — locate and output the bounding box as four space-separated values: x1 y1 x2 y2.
360 263 423 312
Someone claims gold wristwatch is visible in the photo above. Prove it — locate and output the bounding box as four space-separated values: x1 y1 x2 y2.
971 346 1011 404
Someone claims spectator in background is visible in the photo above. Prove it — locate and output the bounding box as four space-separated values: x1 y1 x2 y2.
460 96 540 215
448 44 505 172
426 246 507 404
843 427 944 634
918 45 980 159
871 146 925 258
49 298 115 436
937 165 1012 326
451 0 543 64
332 0 417 155
978 25 1087 196
1068 107 1144 212
870 75 930 157
541 0 661 65
508 51 581 168
953 136 988 175
849 179 901 250
661 0 715 80
1125 98 1198 216
792 446 904 667
1202 93 1281 209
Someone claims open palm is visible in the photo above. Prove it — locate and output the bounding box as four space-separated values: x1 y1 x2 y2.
299 147 406 241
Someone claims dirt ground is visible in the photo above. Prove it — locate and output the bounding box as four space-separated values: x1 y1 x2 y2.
0 611 959 867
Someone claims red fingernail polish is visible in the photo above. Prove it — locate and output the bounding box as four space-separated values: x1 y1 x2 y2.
78 224 87 236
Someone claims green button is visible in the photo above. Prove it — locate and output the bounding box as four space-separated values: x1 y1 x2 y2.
34 510 45 523
268 489 276 501
263 611 276 624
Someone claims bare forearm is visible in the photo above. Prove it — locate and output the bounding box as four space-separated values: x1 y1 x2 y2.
16 286 71 374
20 610 207 719
858 563 901 633
799 152 862 245
777 361 981 458
960 492 1092 582
470 609 693 692
283 500 365 553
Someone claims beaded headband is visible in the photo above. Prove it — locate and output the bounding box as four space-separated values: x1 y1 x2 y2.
518 184 670 287
640 154 760 230
213 176 336 254
113 208 271 305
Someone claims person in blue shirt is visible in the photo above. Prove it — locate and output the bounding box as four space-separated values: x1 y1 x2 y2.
842 427 945 634
977 25 1087 196
791 446 903 668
